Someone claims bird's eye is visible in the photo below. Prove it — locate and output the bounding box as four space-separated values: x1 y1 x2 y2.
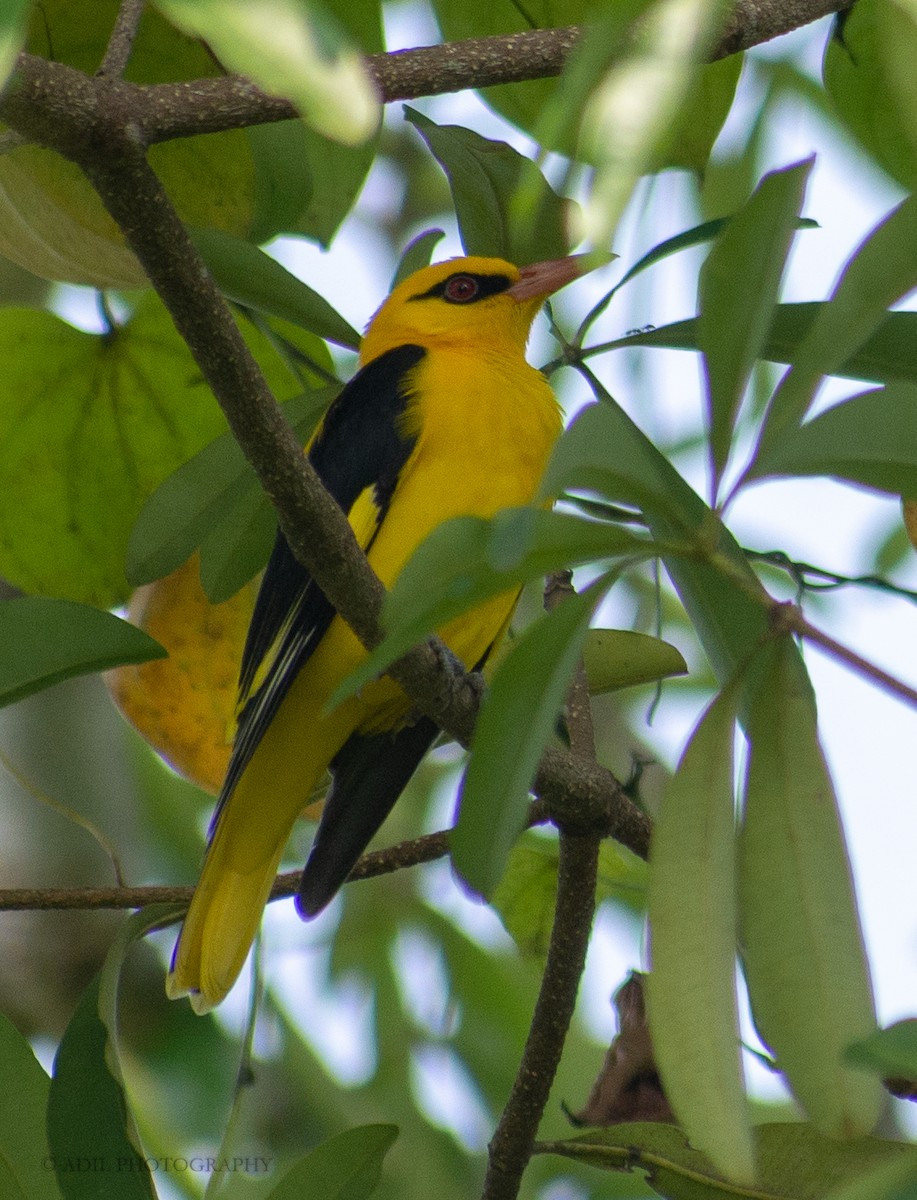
443 274 479 303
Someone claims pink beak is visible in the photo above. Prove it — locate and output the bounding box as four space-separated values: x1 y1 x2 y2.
507 255 589 302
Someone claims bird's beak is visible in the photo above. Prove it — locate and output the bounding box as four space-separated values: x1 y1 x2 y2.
507 255 589 302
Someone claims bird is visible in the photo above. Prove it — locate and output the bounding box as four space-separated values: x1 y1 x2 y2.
167 253 584 1012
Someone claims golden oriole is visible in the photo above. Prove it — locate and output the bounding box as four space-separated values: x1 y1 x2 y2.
168 254 582 1011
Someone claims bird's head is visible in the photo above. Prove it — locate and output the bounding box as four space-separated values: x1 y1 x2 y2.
359 254 585 365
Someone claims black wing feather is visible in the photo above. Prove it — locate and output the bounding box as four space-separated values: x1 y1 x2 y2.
295 612 508 914
217 343 426 811
296 717 440 917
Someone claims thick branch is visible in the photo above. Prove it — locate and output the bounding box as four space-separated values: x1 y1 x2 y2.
4 0 847 150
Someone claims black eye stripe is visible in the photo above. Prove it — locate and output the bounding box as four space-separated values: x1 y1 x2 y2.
409 272 513 304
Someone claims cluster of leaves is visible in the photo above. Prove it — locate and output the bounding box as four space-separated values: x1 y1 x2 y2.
3 0 917 1199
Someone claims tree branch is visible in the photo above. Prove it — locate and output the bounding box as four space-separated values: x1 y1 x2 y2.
4 0 847 151
0 830 449 913
97 0 147 78
0 805 552 914
481 573 603 1200
483 829 600 1200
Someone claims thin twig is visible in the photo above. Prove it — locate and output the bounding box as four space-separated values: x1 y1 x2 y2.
746 547 917 606
0 746 126 887
704 542 917 710
0 808 554 915
0 834 446 915
97 0 146 77
772 602 917 709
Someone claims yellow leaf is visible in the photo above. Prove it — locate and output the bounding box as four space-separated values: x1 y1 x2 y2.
106 556 257 794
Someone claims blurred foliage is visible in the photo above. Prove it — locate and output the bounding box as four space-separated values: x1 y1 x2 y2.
2 1 917 1199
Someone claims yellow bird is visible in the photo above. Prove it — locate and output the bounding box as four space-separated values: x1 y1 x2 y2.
168 254 582 1011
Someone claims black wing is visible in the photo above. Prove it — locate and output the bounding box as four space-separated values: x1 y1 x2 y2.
296 717 441 917
218 343 426 809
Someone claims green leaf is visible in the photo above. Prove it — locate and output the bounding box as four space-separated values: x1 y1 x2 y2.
331 507 651 707
740 637 881 1138
2 3 277 287
452 582 601 899
647 684 753 1183
0 598 165 708
574 0 724 250
46 906 180 1200
698 67 775 221
878 0 917 164
846 1020 917 1080
291 125 378 247
580 215 817 341
0 0 29 91
608 304 917 386
278 0 382 244
192 228 360 349
492 835 646 961
405 109 568 264
540 403 689 520
265 1124 398 1200
826 1145 917 1200
197 477 281 605
0 297 229 605
539 1121 913 1200
609 217 734 298
872 0 917 182
581 628 687 693
246 120 315 243
431 0 593 146
757 194 917 458
127 389 333 596
47 975 156 1200
751 384 917 496
823 0 917 191
196 388 334 601
153 0 379 144
542 398 774 693
391 229 446 289
661 54 742 175
697 160 812 488
0 1010 61 1200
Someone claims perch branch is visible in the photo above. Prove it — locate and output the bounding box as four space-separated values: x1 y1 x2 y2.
0 804 553 914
